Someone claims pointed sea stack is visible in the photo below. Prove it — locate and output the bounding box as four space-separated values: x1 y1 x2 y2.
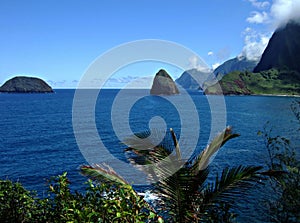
0 76 54 93
150 69 179 95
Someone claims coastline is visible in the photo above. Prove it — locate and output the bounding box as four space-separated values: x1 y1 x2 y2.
204 92 300 97
249 93 300 97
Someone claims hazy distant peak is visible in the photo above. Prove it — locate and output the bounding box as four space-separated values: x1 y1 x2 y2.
213 57 258 78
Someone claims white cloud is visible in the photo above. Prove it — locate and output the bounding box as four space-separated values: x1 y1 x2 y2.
188 55 211 72
47 79 78 88
240 28 270 61
207 51 214 56
270 0 300 28
123 76 153 89
241 0 300 61
244 27 252 33
212 63 221 70
246 0 300 27
246 11 269 23
107 76 138 84
102 75 154 89
103 76 138 88
248 0 270 9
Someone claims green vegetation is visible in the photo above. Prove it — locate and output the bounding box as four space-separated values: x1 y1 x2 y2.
0 172 157 222
0 179 35 222
259 101 300 222
205 69 300 95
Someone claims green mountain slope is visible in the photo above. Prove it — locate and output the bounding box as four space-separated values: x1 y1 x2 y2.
205 69 300 95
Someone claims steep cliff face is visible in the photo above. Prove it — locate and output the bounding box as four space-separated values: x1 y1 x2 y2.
254 21 300 73
150 69 179 95
0 76 54 93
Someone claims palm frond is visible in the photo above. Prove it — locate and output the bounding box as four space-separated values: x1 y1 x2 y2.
124 130 174 166
122 129 186 189
201 165 263 206
170 128 182 160
126 145 171 164
153 165 209 222
80 164 128 186
258 169 287 177
124 129 173 154
79 126 266 222
193 126 240 172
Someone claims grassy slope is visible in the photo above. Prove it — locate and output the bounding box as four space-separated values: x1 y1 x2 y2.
205 69 300 95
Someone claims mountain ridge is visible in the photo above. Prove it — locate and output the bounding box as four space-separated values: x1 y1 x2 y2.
175 57 257 90
214 56 257 79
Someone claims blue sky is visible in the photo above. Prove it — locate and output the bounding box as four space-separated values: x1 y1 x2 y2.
0 0 299 88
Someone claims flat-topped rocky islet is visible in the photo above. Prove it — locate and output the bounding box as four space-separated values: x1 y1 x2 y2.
0 76 54 93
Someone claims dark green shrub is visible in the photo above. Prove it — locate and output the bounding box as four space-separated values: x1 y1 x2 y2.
0 180 35 222
0 172 157 222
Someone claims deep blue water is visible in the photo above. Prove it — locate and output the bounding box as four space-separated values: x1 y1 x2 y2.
0 89 299 221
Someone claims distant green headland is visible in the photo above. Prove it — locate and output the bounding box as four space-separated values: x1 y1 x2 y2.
204 69 300 96
175 21 300 96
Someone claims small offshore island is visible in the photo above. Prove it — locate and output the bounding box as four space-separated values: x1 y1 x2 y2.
0 76 54 93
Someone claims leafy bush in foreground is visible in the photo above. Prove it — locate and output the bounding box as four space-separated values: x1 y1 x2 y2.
0 179 35 222
0 172 157 223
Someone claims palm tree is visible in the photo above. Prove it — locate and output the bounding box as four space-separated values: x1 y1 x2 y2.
81 127 265 222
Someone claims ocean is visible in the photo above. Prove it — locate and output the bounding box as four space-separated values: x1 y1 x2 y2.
0 89 299 221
